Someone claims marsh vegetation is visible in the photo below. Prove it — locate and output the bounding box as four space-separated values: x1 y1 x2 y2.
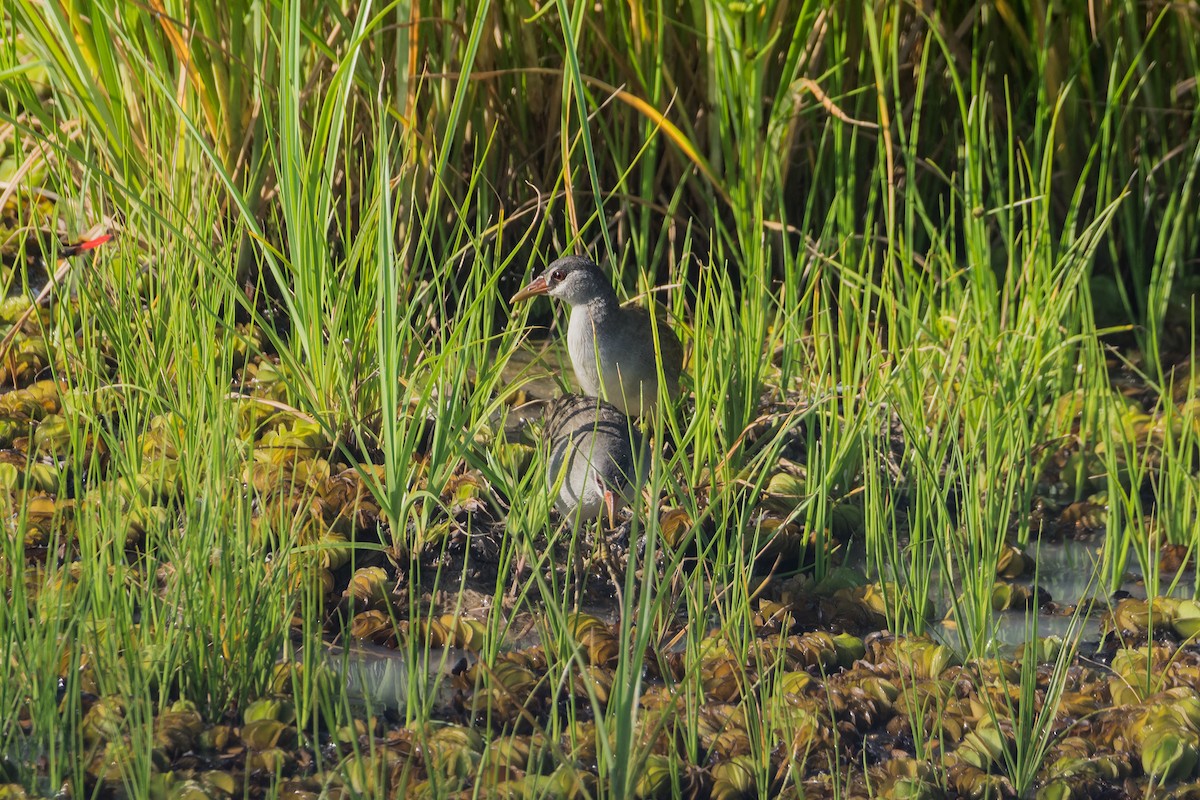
2 2 1200 798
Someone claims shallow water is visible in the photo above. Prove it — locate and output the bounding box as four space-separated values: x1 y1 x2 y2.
923 537 1200 652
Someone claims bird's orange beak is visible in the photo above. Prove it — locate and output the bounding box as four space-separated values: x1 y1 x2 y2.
603 489 616 528
510 275 549 303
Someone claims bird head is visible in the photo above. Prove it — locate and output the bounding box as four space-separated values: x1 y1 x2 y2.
510 256 613 307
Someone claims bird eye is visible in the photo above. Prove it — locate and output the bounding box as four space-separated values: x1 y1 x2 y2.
551 268 567 282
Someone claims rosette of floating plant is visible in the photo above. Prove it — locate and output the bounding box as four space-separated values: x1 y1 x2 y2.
753 488 863 568
239 355 290 398
1041 735 1134 791
80 696 126 752
988 582 1050 613
866 634 960 681
657 506 695 549
769 579 892 635
324 724 412 796
492 435 535 478
995 542 1036 579
559 719 602 769
266 659 338 705
964 655 1022 695
855 581 903 617
507 764 595 800
944 758 1016 799
803 631 865 670
694 703 752 759
773 700 832 766
29 561 84 625
409 466 497 554
632 753 678 800
85 737 148 787
952 716 1017 774
16 494 74 549
342 564 393 611
74 447 180 551
330 745 412 798
563 613 619 666
230 360 290 437
417 722 484 784
461 654 544 722
151 700 205 761
566 660 614 706
343 609 393 645
477 730 553 783
749 598 797 634
420 614 488 651
563 718 675 780
827 586 895 632
688 635 744 703
0 450 63 498
264 508 350 603
240 712 300 773
0 296 42 328
821 671 900 729
398 762 592 800
353 610 489 652
28 413 74 465
711 754 765 800
866 757 941 800
6 337 52 388
750 515 810 568
1053 493 1109 537
1121 693 1200 783
196 719 236 756
762 464 806 514
893 683 973 743
1111 646 1200 706
330 716 380 748
0 379 63 445
1045 673 1105 722
243 423 385 597
320 463 383 533
80 697 201 788
1103 597 1200 643
247 418 331 489
0 297 53 387
1044 442 1100 499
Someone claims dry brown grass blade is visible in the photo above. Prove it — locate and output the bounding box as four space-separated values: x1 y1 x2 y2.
146 0 222 148
791 78 879 130
561 89 580 239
